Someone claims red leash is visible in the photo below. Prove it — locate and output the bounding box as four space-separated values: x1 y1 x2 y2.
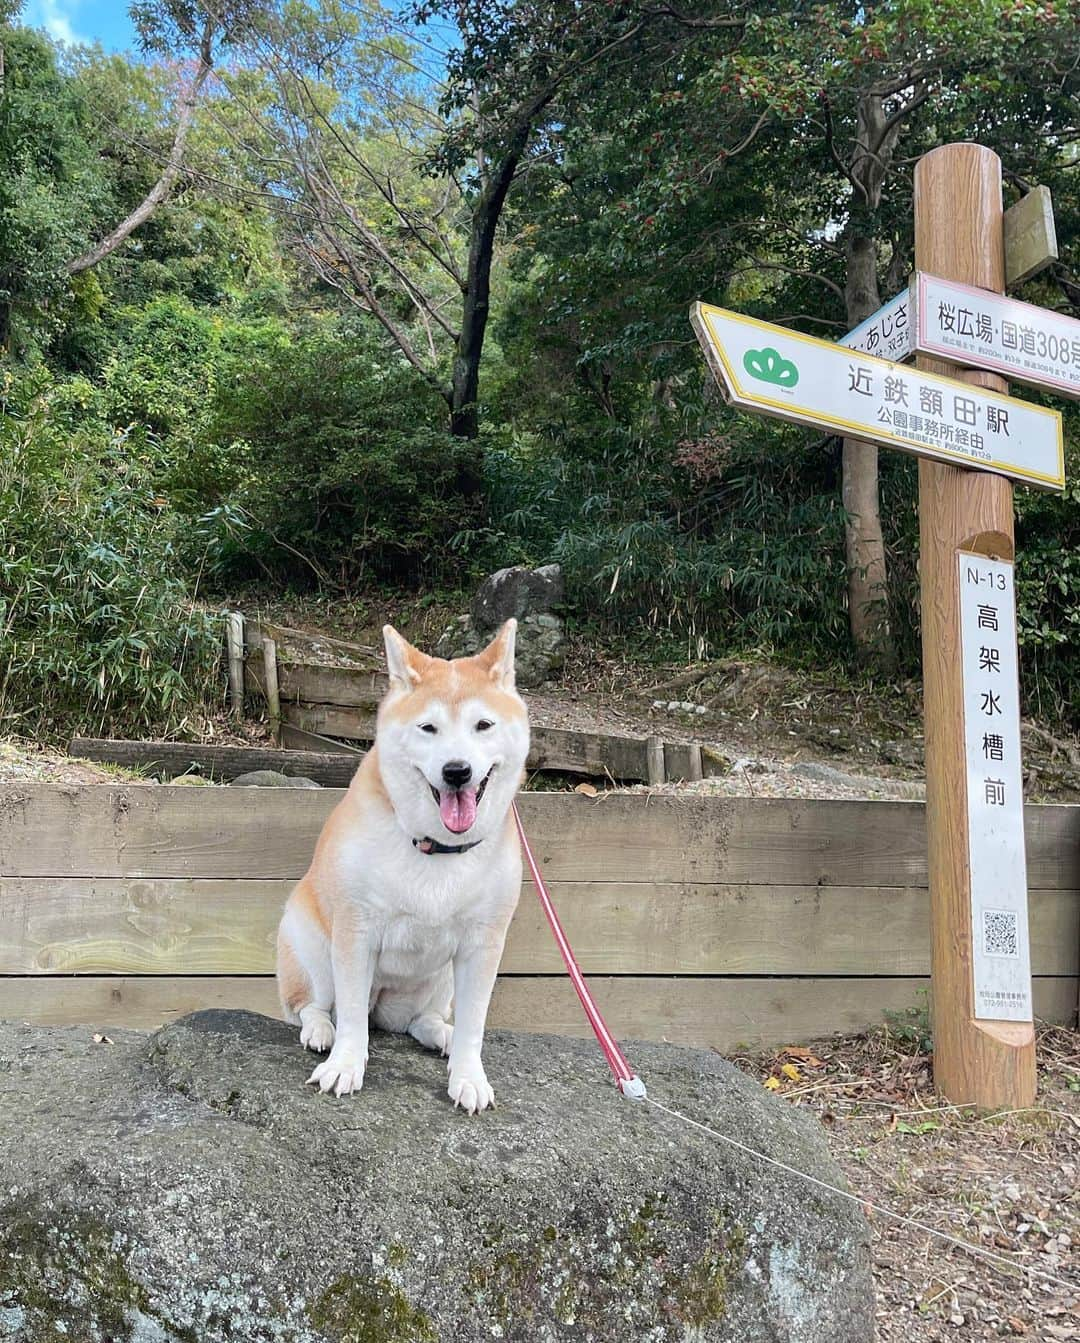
512 801 646 1100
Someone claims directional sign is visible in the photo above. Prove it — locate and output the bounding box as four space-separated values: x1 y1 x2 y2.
1003 184 1057 286
911 270 1080 401
691 302 1065 491
840 290 911 361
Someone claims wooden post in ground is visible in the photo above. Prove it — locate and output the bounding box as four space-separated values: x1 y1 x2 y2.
262 636 282 745
646 736 666 786
915 144 1036 1108
226 612 245 717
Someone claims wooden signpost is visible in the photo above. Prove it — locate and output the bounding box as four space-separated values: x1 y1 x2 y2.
838 185 1061 365
692 143 1074 1109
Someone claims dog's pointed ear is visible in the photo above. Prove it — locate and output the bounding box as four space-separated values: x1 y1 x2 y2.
383 625 427 692
476 619 517 690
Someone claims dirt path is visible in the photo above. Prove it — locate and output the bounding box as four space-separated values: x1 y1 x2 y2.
737 1026 1079 1341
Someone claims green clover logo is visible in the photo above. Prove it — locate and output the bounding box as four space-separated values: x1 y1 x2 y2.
743 346 799 388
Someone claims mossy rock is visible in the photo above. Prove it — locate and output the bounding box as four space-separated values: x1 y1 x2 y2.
0 1014 873 1341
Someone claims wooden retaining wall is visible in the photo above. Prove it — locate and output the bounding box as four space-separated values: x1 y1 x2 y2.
240 621 708 781
0 784 1076 1046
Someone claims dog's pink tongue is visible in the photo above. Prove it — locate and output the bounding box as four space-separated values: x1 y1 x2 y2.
439 788 478 834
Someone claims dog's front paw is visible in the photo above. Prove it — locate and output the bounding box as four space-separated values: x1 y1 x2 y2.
299 1012 335 1054
448 1061 494 1115
307 1045 367 1097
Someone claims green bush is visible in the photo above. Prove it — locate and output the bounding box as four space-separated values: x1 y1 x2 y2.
0 368 221 740
468 410 849 659
205 319 482 585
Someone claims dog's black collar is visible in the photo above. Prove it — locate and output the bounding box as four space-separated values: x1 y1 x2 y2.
413 836 483 855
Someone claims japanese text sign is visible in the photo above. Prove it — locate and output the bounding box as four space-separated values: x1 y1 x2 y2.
691 303 1064 491
912 271 1080 400
958 554 1033 1023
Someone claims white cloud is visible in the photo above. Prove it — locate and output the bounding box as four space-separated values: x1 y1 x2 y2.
23 0 88 46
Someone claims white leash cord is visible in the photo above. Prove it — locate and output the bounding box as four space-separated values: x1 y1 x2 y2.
644 1094 1078 1296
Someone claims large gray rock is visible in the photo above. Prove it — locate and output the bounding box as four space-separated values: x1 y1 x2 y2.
436 565 567 687
470 564 564 631
0 1013 873 1342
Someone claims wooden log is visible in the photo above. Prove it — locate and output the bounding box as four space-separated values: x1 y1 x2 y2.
646 736 666 785
1 973 1073 1044
0 876 1073 978
687 744 704 783
69 739 361 788
4 784 1077 889
262 638 281 745
226 612 245 715
916 143 1035 1108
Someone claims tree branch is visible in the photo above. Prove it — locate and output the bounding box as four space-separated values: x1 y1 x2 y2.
67 21 215 275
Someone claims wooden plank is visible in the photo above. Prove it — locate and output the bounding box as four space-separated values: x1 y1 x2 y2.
1004 185 1058 287
527 727 652 780
285 704 376 743
279 664 387 709
279 724 365 756
286 708 659 781
1 878 1074 979
69 739 362 788
1 974 1073 1043
490 975 1078 1048
1 785 1077 887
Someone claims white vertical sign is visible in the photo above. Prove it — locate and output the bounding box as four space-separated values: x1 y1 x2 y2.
958 554 1033 1022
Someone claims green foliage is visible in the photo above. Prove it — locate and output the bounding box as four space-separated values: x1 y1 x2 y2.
470 406 849 658
0 369 221 740
2 2 1079 739
1015 425 1080 722
206 319 484 583
0 26 106 354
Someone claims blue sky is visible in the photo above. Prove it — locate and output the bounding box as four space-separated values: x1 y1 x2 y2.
22 0 138 51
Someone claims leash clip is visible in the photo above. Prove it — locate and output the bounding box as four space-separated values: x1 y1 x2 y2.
618 1074 647 1102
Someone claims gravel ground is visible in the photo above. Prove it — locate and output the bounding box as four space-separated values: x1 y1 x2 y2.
734 1026 1079 1341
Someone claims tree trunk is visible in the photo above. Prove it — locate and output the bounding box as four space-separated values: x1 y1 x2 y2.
842 226 894 667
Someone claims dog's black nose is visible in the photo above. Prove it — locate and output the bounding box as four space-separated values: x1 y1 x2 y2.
441 760 472 789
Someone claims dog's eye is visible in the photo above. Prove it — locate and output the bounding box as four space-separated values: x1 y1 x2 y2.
476 719 494 732
419 723 438 734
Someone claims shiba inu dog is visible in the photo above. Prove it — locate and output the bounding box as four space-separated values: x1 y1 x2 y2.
276 620 529 1114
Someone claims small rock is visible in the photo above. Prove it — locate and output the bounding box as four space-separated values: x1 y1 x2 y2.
229 771 321 788
167 775 213 787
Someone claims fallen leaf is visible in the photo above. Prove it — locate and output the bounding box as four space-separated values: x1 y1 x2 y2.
763 1077 781 1091
1007 1317 1029 1335
92 1033 114 1045
780 1062 801 1082
573 782 598 797
780 1045 824 1066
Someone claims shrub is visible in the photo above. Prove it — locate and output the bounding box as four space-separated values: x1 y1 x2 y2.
0 369 221 740
205 319 482 585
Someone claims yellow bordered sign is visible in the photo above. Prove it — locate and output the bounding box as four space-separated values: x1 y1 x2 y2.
691 302 1065 492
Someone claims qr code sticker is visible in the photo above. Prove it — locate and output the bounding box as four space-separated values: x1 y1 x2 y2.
983 909 1019 958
